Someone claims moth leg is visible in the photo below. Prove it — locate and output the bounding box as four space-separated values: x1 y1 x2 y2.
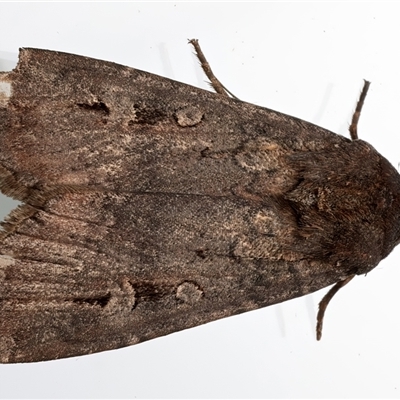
349 80 371 140
188 39 239 100
316 274 355 340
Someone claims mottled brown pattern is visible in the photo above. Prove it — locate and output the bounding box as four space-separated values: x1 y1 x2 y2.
0 48 399 362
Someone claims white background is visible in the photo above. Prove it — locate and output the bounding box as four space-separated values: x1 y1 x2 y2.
1 2 400 398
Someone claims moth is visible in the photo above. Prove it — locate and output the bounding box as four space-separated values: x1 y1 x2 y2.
0 40 399 363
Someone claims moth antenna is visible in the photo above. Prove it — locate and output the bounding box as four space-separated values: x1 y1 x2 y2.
188 38 239 100
316 274 355 340
349 80 371 140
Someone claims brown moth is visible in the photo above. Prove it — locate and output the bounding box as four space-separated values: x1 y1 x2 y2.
0 40 399 363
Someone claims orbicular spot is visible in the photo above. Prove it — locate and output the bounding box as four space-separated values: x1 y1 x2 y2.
174 106 204 127
176 281 203 304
